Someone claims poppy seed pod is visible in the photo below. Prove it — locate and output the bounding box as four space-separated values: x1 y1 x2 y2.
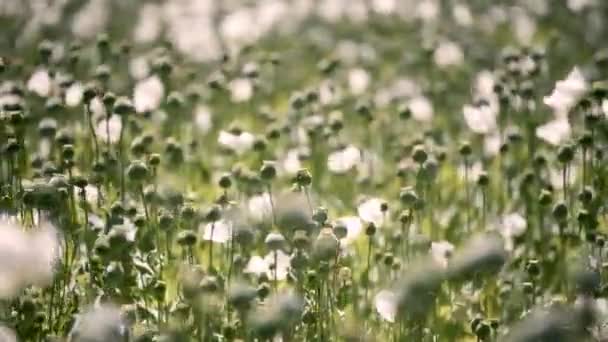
265 232 286 251
260 161 277 181
113 97 135 115
557 145 574 164
412 145 427 164
312 228 339 261
126 160 149 182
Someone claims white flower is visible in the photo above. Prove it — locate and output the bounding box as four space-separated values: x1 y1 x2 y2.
374 290 397 322
200 219 232 243
244 251 291 281
194 105 213 134
409 96 434 122
484 132 501 157
496 213 527 251
248 193 273 223
27 69 52 97
459 161 484 183
433 41 464 68
335 216 363 245
328 145 361 174
0 325 16 342
95 115 122 144
218 130 255 155
69 304 128 342
463 103 497 134
229 78 254 102
536 118 571 146
65 82 84 107
85 185 99 206
90 96 106 118
134 76 164 113
357 197 385 227
348 68 370 95
416 0 439 22
0 219 61 298
568 0 594 12
430 241 455 268
282 149 302 174
452 3 472 27
603 99 608 118
71 0 108 39
543 67 588 116
129 57 150 80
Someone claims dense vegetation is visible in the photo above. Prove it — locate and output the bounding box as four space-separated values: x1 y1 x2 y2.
1 0 608 341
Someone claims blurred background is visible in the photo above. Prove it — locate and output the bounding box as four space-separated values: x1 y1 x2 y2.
0 0 606 66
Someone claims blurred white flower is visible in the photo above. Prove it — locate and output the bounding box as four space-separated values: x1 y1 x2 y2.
358 197 386 227
65 82 84 107
69 304 128 342
497 213 526 251
90 96 107 118
0 219 61 298
459 161 484 182
134 3 163 44
218 130 255 155
282 149 303 175
416 0 440 22
129 57 150 80
71 0 109 39
134 76 164 113
229 78 254 102
543 67 588 116
328 145 361 174
430 241 454 268
536 118 571 146
96 115 122 144
463 103 497 134
568 0 595 12
371 0 396 14
194 105 213 134
200 219 232 244
248 193 273 223
335 216 363 245
452 3 473 27
85 184 99 206
434 41 464 68
409 96 434 122
27 69 52 97
244 251 291 280
348 68 371 95
374 290 397 322
484 132 502 157
512 7 536 45
0 325 16 342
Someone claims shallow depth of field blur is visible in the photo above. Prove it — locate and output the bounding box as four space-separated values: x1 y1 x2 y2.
2 0 608 341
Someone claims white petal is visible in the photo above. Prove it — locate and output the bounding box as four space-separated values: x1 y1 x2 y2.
194 105 213 133
95 115 122 144
357 198 385 227
248 193 273 222
536 118 570 146
65 83 84 107
338 216 364 245
409 96 434 122
434 41 464 68
463 104 497 134
543 67 587 115
27 69 52 97
328 145 361 174
264 250 291 281
430 241 454 268
134 76 164 113
374 290 397 322
230 78 253 102
348 68 370 95
201 220 232 243
244 255 270 276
